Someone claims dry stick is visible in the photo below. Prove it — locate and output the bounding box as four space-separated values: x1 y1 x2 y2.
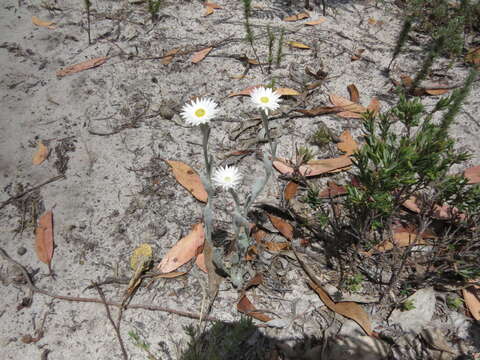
0 247 220 322
0 175 65 210
93 283 128 360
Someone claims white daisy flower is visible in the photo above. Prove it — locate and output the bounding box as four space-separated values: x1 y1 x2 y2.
212 166 242 190
250 87 281 114
181 97 219 126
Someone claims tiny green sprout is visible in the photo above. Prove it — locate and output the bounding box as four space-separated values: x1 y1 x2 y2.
446 296 463 310
310 124 333 148
345 273 365 293
296 146 314 164
148 0 162 22
402 299 416 311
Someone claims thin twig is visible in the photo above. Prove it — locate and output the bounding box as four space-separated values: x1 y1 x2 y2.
0 175 65 210
0 247 220 321
93 283 128 360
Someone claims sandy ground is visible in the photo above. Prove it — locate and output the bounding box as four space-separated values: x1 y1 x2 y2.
1 0 479 359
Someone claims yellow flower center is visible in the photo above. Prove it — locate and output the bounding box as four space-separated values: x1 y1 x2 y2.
224 176 232 183
195 108 206 117
260 96 270 104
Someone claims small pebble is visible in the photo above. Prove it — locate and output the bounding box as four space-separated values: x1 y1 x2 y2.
17 247 27 256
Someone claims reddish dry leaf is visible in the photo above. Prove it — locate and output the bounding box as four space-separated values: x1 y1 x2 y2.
305 17 326 26
337 111 364 119
204 2 222 9
283 12 310 21
366 232 426 255
425 88 449 95
403 196 465 221
347 84 360 103
308 280 372 336
191 47 212 64
351 49 365 61
165 160 207 202
319 181 347 198
273 157 352 177
296 106 338 116
337 130 358 155
464 165 480 184
35 211 54 267
237 295 272 322
329 94 366 113
463 286 480 320
195 253 207 272
252 227 268 243
264 241 290 251
32 16 56 29
56 57 108 77
162 49 180 65
367 97 381 115
245 273 264 290
228 85 263 97
32 140 48 165
268 215 294 240
157 223 205 273
275 87 300 96
284 181 299 201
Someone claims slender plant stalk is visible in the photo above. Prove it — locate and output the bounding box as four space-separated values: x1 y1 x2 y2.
84 0 91 45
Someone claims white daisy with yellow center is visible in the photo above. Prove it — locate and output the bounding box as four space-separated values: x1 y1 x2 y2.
250 87 281 114
212 166 242 190
181 97 219 126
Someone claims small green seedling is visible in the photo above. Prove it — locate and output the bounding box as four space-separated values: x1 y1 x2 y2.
446 296 464 310
148 0 162 22
345 273 365 293
310 125 333 148
402 299 416 311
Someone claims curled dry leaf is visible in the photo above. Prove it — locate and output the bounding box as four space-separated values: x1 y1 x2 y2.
283 12 310 21
264 241 290 251
337 130 358 155
287 41 310 49
157 223 205 273
35 211 54 268
191 47 212 64
284 181 299 201
56 57 108 78
195 252 207 273
165 160 208 202
319 181 347 198
162 48 180 65
305 17 326 26
32 140 48 165
237 294 272 322
273 157 352 177
296 106 338 117
32 16 56 29
275 87 301 96
228 85 263 97
463 285 480 320
347 84 360 103
464 165 480 184
308 280 373 336
268 215 294 240
330 94 366 113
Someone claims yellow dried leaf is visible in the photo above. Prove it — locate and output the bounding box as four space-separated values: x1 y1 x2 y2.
288 41 310 49
275 87 300 96
130 244 153 271
204 6 214 16
283 12 310 21
32 16 56 29
305 17 326 26
32 140 48 165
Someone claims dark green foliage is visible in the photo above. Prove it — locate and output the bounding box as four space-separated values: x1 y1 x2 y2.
275 27 285 67
148 0 162 22
181 318 269 360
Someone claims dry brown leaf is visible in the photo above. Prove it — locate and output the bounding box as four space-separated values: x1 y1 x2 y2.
204 2 222 8
367 97 381 114
366 232 426 255
35 211 54 268
32 140 48 165
305 17 326 26
463 286 480 320
56 57 108 77
296 106 338 116
273 157 352 177
464 165 480 184
283 12 310 21
157 223 205 273
351 49 365 61
154 271 187 279
403 196 422 213
465 47 480 67
425 88 449 95
337 111 364 119
195 253 207 272
275 87 301 96
347 84 360 103
203 6 214 16
368 17 377 25
252 227 267 243
264 241 290 251
237 295 272 322
319 181 347 198
337 130 358 155
288 41 310 49
228 85 263 97
191 47 212 64
32 16 56 29
162 49 180 65
308 280 372 336
268 215 294 240
329 94 366 113
284 181 299 201
165 160 207 202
